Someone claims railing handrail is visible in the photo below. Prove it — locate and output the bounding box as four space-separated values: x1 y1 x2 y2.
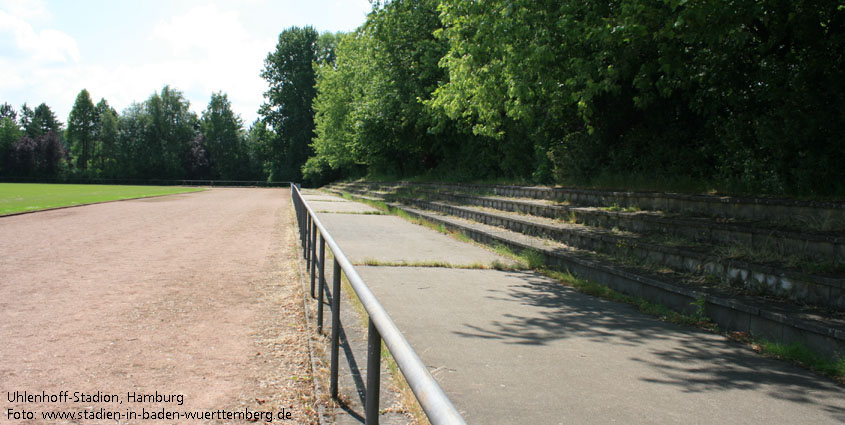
290 184 467 425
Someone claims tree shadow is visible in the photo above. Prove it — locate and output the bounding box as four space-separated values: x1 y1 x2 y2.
452 270 844 421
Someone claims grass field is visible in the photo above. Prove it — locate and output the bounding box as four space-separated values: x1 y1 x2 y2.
0 183 206 215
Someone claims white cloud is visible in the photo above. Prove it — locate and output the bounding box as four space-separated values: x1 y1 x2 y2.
0 1 370 124
0 9 79 64
152 4 252 57
147 4 275 121
0 0 50 22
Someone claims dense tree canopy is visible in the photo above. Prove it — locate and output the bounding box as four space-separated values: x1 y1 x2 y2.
259 26 338 182
303 0 845 196
67 89 96 171
1 87 270 182
201 92 247 180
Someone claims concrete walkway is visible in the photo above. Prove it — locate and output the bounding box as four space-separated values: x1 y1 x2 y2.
302 192 844 425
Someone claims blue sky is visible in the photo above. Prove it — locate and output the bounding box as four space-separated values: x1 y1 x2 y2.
0 0 371 125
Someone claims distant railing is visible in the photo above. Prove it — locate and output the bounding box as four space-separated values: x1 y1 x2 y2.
0 176 290 187
290 184 466 425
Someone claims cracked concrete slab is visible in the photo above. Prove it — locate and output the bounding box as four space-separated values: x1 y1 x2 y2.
310 200 382 214
303 194 351 202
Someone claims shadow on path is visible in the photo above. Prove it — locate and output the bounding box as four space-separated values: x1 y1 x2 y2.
452 270 844 422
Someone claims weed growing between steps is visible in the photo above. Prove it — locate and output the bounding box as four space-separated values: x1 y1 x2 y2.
715 243 844 275
759 342 845 378
313 210 387 215
356 258 521 270
727 332 845 383
601 203 641 213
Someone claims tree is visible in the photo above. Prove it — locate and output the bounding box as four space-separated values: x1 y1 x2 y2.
201 92 245 179
259 26 327 181
8 136 38 176
311 31 370 176
309 0 470 181
67 89 97 171
0 114 22 174
245 119 273 180
143 86 198 178
94 99 119 175
0 103 16 121
363 0 453 176
116 102 148 178
183 133 210 179
23 103 62 138
19 104 33 135
38 131 65 176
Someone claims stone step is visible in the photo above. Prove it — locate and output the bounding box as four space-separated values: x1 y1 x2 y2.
339 181 845 230
328 188 845 361
359 185 844 266
336 186 845 311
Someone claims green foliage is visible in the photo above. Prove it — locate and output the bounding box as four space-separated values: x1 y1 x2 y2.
305 0 844 197
114 86 199 179
104 86 200 180
2 86 274 181
310 31 370 176
245 119 273 180
68 89 97 172
309 0 474 183
260 26 332 182
0 102 66 178
520 249 546 269
24 103 62 138
759 341 845 379
94 99 119 176
201 92 247 180
0 116 22 174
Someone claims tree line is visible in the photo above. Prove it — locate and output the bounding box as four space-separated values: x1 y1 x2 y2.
296 0 843 196
3 1 842 195
0 25 339 184
0 88 265 181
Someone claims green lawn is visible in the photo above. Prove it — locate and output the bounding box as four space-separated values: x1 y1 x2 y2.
0 183 206 215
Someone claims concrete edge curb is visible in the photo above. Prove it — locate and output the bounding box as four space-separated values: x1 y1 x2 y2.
291 206 332 425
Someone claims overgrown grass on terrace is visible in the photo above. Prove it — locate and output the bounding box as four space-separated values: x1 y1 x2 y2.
0 183 205 215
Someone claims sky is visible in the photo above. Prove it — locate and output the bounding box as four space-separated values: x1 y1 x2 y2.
0 0 372 126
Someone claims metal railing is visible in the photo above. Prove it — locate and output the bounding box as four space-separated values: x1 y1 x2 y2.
290 184 467 425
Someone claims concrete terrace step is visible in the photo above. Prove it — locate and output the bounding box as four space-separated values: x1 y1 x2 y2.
348 181 845 225
399 197 845 309
361 185 845 266
334 185 845 310
327 187 845 361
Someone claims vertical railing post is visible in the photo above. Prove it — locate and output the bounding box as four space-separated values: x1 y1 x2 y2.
297 194 304 246
365 318 382 425
330 258 342 399
300 196 306 252
310 225 317 298
305 215 312 269
317 237 326 333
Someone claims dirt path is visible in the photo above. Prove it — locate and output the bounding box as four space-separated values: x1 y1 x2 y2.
0 188 316 424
